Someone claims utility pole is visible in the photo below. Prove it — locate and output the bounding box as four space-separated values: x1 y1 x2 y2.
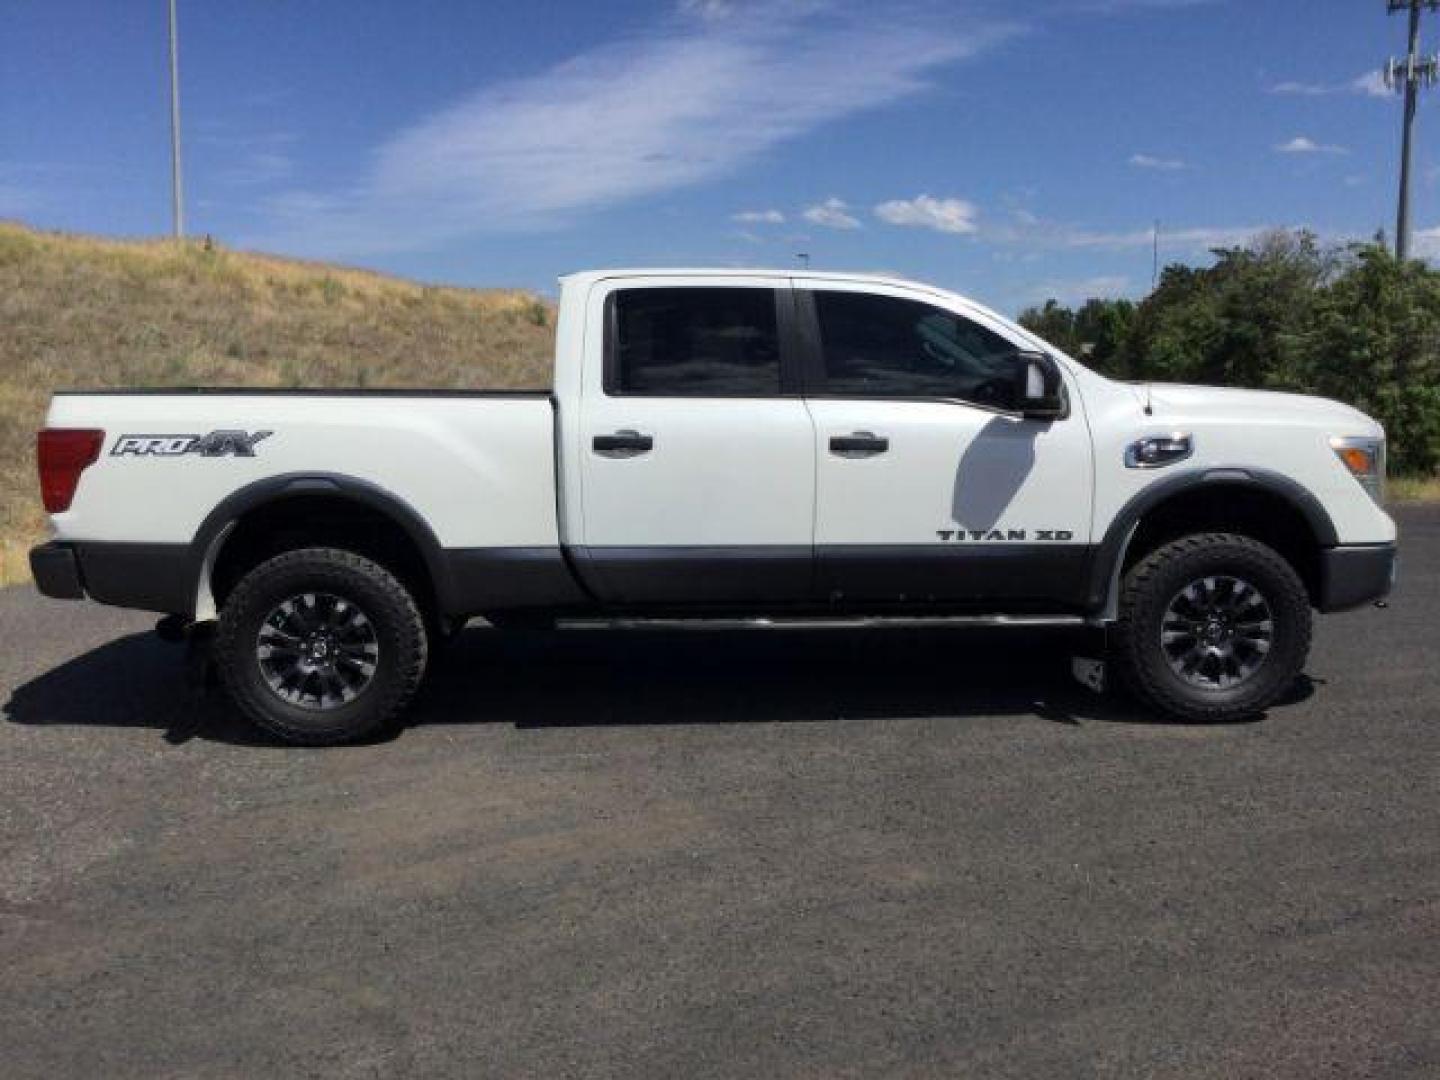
167 0 184 239
1384 1 1440 260
1151 220 1160 289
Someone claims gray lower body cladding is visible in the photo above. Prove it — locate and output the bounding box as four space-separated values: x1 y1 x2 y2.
29 540 1397 619
28 541 585 619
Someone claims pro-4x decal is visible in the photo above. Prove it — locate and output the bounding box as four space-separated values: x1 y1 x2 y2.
111 431 272 457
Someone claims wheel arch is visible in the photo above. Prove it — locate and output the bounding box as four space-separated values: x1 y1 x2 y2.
189 473 457 622
1087 467 1337 620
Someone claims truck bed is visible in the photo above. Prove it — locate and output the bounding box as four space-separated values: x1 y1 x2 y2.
47 389 563 551
52 387 552 397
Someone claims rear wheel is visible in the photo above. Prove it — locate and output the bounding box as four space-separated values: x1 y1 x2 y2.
1113 533 1312 722
215 547 428 745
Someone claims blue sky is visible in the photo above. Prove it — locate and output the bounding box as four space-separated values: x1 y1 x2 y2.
2 0 1434 313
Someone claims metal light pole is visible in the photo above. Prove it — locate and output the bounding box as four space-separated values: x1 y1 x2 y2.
167 0 184 239
1385 1 1440 260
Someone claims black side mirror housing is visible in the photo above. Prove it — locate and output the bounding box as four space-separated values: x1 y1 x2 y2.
1014 351 1067 420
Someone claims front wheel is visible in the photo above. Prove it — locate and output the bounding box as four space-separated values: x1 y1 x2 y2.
1112 533 1312 722
215 547 429 745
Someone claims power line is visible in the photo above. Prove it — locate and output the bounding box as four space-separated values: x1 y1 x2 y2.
167 0 184 239
1384 1 1440 260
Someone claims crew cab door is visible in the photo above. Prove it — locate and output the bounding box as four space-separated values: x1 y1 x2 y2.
795 280 1094 608
572 279 815 605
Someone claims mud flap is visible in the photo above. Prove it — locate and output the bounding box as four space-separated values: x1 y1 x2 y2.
183 621 217 695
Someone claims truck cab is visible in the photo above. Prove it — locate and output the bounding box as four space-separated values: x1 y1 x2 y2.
557 271 1092 610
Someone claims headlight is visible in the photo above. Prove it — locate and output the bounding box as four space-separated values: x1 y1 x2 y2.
1330 435 1385 505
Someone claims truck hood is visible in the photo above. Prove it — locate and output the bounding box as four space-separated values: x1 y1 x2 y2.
1138 382 1381 435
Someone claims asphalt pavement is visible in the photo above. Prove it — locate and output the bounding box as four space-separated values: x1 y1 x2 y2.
1 507 1436 1079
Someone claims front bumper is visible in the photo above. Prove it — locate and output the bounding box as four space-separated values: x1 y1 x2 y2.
1318 543 1397 612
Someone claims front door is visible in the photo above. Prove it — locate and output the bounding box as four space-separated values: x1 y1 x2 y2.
576 281 816 606
796 281 1094 609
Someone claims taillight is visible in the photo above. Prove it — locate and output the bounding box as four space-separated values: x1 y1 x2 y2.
37 428 104 513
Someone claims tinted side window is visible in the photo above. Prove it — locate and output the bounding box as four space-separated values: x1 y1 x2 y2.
814 291 1022 409
611 287 781 396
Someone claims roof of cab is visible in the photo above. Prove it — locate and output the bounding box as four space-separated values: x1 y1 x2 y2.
553 269 1065 360
557 267 951 298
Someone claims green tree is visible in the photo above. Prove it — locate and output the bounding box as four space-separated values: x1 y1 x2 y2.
1017 230 1440 475
1017 299 1080 356
1018 297 1134 378
1120 230 1333 388
1294 243 1440 473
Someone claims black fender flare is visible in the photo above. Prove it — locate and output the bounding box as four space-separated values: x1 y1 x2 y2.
1084 466 1338 614
187 473 458 616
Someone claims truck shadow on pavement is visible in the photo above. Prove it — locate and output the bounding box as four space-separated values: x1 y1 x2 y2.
4 622 1313 747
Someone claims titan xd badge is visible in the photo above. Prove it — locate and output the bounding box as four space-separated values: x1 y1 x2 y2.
936 529 1074 541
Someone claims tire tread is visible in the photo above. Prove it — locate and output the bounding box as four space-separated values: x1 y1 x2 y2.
1113 532 1312 722
214 547 427 745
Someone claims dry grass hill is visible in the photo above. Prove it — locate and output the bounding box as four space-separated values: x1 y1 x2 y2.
0 221 555 583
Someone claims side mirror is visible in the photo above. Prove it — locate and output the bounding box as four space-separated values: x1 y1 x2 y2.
1014 351 1067 420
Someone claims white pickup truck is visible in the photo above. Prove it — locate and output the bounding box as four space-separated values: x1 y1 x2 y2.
31 269 1396 743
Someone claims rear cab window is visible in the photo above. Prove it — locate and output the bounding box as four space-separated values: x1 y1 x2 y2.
607 287 782 397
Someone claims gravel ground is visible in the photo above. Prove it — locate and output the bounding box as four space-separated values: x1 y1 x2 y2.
1 506 1436 1079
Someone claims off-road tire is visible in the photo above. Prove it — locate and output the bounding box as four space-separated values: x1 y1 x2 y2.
215 547 428 745
1113 533 1312 722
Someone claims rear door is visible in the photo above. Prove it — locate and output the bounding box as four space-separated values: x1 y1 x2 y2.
796 280 1094 609
574 278 816 605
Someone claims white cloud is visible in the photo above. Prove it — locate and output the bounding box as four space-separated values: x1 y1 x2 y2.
0 164 55 217
1414 226 1440 258
873 194 978 234
1269 80 1328 96
0 184 41 217
1028 275 1133 306
1267 71 1390 98
803 197 861 230
984 211 1266 253
1068 225 1265 250
1351 70 1390 98
1070 0 1215 13
677 0 736 20
731 208 785 224
219 151 293 187
252 6 1016 255
1128 153 1185 170
197 129 299 147
1276 136 1348 155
